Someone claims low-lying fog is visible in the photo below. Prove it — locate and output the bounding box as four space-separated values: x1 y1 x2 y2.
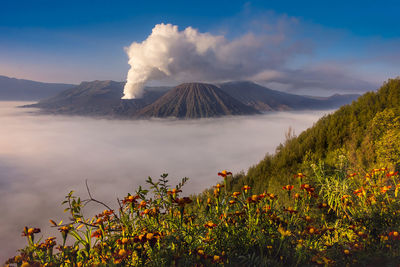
0 101 331 261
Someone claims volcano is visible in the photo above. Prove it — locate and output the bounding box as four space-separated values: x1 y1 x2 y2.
137 83 260 118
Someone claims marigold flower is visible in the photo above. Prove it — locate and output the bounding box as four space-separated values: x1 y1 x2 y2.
118 248 128 257
389 231 400 240
381 186 392 193
204 221 217 229
353 187 365 197
242 185 251 193
294 173 306 178
138 200 147 209
213 255 222 263
214 184 224 190
167 188 182 195
282 185 294 191
301 184 309 189
232 191 241 197
174 197 193 207
347 173 357 178
278 227 291 237
268 193 278 200
218 170 232 178
387 171 399 177
122 194 139 205
91 229 102 239
21 227 40 238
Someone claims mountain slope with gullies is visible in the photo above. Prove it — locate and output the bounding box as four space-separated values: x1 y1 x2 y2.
137 83 260 118
23 80 360 119
25 80 171 117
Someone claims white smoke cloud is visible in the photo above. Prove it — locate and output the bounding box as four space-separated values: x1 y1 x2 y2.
122 23 299 99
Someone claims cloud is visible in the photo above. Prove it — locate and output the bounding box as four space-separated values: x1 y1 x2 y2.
123 22 383 98
123 23 304 98
0 101 330 261
252 65 377 94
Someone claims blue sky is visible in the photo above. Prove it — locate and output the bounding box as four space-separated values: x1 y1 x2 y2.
0 0 399 95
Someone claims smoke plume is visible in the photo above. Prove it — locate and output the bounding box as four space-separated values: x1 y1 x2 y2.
122 23 297 99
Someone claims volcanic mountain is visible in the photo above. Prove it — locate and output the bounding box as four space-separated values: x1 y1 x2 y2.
26 80 171 116
24 80 360 119
137 83 259 118
218 81 360 111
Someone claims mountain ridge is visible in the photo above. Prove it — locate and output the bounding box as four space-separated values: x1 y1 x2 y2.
0 75 75 101
23 79 360 119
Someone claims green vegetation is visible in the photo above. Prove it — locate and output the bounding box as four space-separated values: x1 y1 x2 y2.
6 165 400 266
227 78 400 194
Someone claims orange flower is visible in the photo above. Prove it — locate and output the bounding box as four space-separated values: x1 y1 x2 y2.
268 193 278 200
353 187 364 197
122 194 139 205
174 197 193 207
389 231 400 240
22 227 40 237
300 184 310 190
282 185 294 191
242 185 251 193
214 184 225 191
167 188 182 195
246 195 260 203
232 191 241 197
381 186 392 193
138 200 147 209
347 173 357 178
294 172 306 179
204 221 217 229
218 170 232 178
386 171 399 177
91 229 102 239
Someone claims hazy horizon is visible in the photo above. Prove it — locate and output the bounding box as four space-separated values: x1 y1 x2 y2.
0 101 331 261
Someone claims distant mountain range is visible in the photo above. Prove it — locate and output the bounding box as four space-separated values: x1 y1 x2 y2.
217 81 360 111
23 79 360 119
0 75 74 101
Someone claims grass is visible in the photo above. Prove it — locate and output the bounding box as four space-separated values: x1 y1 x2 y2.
5 165 400 266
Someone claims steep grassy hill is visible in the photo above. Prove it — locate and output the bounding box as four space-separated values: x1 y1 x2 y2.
226 78 400 193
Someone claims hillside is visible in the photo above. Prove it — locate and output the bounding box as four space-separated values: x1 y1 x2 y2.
0 75 74 101
226 78 400 193
26 80 171 117
137 83 259 118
